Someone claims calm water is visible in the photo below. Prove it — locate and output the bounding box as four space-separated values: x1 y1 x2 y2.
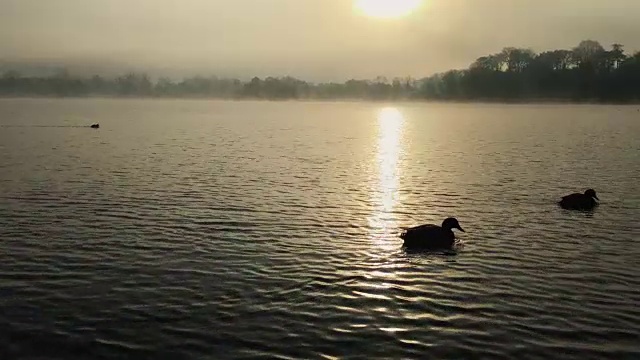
1 98 639 359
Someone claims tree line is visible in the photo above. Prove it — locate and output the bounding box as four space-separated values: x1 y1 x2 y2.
1 40 639 102
422 40 640 102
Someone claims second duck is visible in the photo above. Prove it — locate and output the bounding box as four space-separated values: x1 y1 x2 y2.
559 188 599 210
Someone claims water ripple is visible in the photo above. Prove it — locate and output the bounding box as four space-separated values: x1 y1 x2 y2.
0 99 639 359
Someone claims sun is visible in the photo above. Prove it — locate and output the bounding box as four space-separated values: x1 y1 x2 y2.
354 0 423 19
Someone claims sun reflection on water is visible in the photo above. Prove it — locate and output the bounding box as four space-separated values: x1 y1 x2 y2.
368 107 405 246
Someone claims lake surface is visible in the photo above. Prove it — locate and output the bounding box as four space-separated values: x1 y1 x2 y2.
1 98 639 359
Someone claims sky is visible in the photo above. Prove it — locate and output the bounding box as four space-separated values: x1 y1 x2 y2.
1 0 640 81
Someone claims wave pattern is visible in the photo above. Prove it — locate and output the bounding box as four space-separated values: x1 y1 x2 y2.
1 99 639 359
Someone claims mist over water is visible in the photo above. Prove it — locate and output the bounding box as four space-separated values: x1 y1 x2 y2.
1 98 639 359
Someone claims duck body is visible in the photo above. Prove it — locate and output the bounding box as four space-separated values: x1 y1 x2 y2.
559 189 599 210
400 217 464 250
90 123 99 129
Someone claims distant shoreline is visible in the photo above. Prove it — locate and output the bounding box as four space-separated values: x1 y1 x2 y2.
3 39 640 104
1 95 639 106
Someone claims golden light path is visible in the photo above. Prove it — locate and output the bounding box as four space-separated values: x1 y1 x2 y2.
354 0 423 19
368 107 405 249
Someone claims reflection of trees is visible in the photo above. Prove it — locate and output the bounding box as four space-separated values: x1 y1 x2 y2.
1 40 640 102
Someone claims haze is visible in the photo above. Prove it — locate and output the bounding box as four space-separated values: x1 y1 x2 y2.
2 0 639 81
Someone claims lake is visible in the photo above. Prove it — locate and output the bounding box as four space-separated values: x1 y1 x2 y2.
0 98 639 359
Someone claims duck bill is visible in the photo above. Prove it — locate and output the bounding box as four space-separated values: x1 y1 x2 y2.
457 226 465 232
594 195 600 201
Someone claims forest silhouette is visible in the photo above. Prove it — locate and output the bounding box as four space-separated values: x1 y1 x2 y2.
2 40 639 102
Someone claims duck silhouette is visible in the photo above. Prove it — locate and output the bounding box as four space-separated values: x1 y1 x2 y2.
400 217 465 250
558 189 599 210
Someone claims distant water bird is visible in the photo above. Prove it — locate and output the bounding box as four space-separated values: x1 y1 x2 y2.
90 123 99 129
558 189 599 210
400 217 465 250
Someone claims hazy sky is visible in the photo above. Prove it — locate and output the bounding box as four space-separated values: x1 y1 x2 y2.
2 0 639 81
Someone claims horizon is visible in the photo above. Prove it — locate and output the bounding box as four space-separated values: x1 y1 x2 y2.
2 39 639 83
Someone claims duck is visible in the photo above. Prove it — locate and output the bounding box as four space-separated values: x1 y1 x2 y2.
399 217 465 250
90 123 99 129
558 188 599 210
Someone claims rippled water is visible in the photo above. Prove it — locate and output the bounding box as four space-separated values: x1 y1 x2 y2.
1 98 639 359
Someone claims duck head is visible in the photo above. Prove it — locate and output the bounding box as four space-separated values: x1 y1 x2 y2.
584 189 599 201
442 217 465 232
